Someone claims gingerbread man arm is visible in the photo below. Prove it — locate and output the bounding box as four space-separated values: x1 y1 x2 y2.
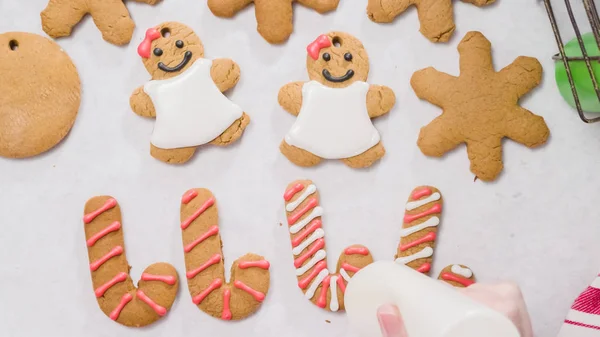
278 82 305 116
367 85 396 118
41 0 88 39
497 56 543 99
131 0 162 4
411 68 458 108
130 86 156 118
297 0 340 13
207 0 253 17
210 58 241 92
367 0 414 23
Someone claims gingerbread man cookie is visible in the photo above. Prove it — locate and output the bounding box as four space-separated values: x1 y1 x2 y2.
0 32 80 158
279 32 396 168
180 189 270 320
208 0 340 44
411 31 550 181
130 22 250 164
41 0 161 45
83 196 178 327
367 0 495 43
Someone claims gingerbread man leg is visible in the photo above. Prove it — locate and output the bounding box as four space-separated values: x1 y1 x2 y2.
280 141 323 167
180 189 270 320
254 0 294 43
297 0 340 13
151 145 197 165
466 137 503 181
211 113 251 146
415 0 455 42
340 142 386 169
207 0 253 17
41 0 87 39
367 0 414 23
87 0 135 45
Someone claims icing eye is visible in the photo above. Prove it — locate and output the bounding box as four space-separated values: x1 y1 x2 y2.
344 53 353 61
322 53 331 62
153 48 163 56
176 40 184 48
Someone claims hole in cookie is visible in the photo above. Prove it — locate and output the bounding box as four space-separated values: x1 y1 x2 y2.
161 28 171 38
332 36 342 48
9 40 18 51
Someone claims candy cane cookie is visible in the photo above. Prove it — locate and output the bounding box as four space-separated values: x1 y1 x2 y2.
83 196 178 327
438 264 476 288
180 189 270 320
284 180 374 312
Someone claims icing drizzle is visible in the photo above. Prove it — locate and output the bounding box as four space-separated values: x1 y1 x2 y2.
399 232 437 251
184 225 219 253
294 239 325 268
286 184 317 212
406 192 441 211
400 217 440 237
192 278 223 305
292 219 322 247
344 247 370 256
404 204 442 223
238 260 270 270
451 265 473 278
284 183 304 201
84 198 117 224
95 272 128 297
395 247 433 265
186 254 222 279
137 290 167 316
234 280 265 302
141 273 177 285
87 221 121 247
90 246 123 271
316 275 331 308
288 198 318 225
441 272 474 287
329 276 339 312
341 263 360 273
298 261 327 289
222 289 232 320
182 190 198 204
110 293 133 321
412 188 432 200
181 197 215 229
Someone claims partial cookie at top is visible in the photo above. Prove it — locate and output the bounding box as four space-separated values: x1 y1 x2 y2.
0 32 80 158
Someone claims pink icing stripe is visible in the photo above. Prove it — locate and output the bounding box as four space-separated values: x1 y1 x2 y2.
110 293 133 321
84 198 117 224
95 272 128 297
234 280 266 302
399 232 437 251
222 289 232 320
572 287 600 313
316 275 331 308
292 220 322 247
181 190 198 204
404 204 442 223
441 272 474 287
284 183 305 201
192 278 223 305
87 221 121 247
336 276 346 293
417 263 431 273
564 320 600 330
186 254 222 279
181 197 215 230
184 226 219 253
412 188 432 200
344 247 369 256
298 261 327 289
294 238 325 268
287 198 318 225
341 263 360 273
136 290 167 316
90 246 123 271
238 260 270 270
141 273 176 285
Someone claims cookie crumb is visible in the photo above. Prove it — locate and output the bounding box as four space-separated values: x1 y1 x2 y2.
325 320 331 323
474 176 478 182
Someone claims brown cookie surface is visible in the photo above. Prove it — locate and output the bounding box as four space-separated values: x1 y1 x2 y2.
0 32 80 158
438 264 476 288
83 196 178 327
411 31 549 181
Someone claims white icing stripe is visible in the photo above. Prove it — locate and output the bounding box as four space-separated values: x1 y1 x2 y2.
566 309 600 329
395 247 434 265
296 250 327 276
286 184 317 212
405 192 441 211
591 277 600 289
329 276 339 312
292 228 325 255
451 265 473 278
305 269 329 300
340 269 351 283
290 207 323 234
400 217 439 237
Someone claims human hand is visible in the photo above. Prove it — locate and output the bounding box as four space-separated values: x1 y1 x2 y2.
377 282 534 337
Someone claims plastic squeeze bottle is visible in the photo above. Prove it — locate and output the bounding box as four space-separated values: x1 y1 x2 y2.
345 261 521 337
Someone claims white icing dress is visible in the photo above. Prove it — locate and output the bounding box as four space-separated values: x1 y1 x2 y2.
285 80 380 159
144 58 243 150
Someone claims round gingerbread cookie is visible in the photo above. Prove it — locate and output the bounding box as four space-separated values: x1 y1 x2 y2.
0 32 80 158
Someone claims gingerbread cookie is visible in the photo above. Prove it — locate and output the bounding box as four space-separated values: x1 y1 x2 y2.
279 32 396 168
84 196 178 327
367 0 495 42
41 0 161 45
438 264 476 287
283 180 374 312
130 22 250 164
411 31 550 181
180 189 270 320
0 32 80 158
208 0 340 44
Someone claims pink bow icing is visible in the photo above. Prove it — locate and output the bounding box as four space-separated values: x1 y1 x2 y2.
138 28 161 58
307 35 332 60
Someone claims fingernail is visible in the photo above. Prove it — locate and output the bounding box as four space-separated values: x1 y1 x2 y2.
377 304 404 337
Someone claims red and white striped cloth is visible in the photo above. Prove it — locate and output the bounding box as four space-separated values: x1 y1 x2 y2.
559 274 600 336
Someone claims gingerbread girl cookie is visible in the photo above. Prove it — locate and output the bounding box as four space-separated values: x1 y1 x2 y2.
83 196 178 327
411 31 550 181
367 0 495 43
279 32 396 168
41 0 161 45
180 188 270 320
208 0 340 44
130 22 250 164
